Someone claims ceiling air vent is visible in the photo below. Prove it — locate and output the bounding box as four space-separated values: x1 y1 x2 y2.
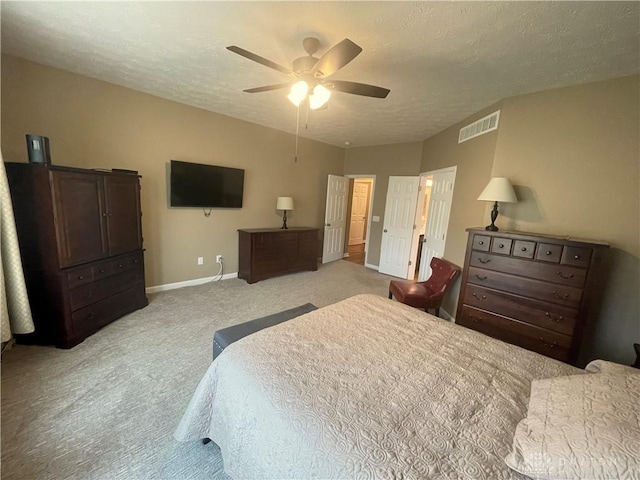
458 110 500 143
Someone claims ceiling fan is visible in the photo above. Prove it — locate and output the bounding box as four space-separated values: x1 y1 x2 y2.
227 37 390 110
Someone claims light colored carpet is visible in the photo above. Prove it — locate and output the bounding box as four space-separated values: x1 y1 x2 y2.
1 260 393 479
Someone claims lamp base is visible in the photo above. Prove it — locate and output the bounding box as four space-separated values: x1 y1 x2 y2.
281 210 288 230
484 201 500 231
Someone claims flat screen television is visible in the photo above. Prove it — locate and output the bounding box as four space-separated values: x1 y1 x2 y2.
169 160 244 208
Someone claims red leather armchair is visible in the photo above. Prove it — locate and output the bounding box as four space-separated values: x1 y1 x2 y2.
388 257 461 317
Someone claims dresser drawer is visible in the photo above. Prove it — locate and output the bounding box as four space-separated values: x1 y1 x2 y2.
463 285 578 335
468 266 583 308
561 246 592 268
469 252 587 288
66 266 94 289
472 234 491 252
491 238 512 255
513 240 535 259
113 250 144 269
71 286 147 341
458 306 571 362
69 265 144 311
536 243 563 263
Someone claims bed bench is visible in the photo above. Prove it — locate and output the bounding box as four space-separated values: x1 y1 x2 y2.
212 303 317 360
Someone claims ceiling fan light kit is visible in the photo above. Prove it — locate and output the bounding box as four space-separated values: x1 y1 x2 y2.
308 84 331 110
226 37 390 109
287 80 309 107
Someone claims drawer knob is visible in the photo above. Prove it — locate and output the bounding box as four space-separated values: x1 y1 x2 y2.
100 269 105 273
82 292 92 299
544 312 563 322
474 274 487 281
478 257 491 264
78 275 84 280
521 247 527 252
478 241 484 245
574 254 581 259
470 316 481 323
546 250 552 255
499 244 504 248
85 313 95 321
472 292 487 300
552 291 570 299
102 213 107 217
118 264 124 268
556 271 574 280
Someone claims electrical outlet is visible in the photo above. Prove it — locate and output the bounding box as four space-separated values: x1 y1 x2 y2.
216 255 223 264
197 257 204 265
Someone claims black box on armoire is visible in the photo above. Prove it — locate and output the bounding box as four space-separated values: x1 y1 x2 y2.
26 134 51 164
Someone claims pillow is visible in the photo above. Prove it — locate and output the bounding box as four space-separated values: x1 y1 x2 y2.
505 369 640 480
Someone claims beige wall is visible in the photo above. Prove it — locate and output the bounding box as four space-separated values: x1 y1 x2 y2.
420 76 639 365
493 75 639 365
1 55 345 288
344 142 423 266
420 102 502 315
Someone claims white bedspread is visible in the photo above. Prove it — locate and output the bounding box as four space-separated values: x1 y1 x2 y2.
175 294 578 479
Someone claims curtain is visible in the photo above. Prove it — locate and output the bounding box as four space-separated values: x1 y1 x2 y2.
1 154 34 342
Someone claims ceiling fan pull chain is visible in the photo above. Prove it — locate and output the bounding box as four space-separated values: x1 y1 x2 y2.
305 100 310 130
295 104 300 163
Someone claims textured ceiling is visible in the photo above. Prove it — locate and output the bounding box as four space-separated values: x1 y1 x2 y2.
1 2 638 147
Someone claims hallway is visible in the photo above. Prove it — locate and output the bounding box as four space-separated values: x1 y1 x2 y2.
343 243 365 266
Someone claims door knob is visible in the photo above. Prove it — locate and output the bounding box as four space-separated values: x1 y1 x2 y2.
383 229 388 233
325 223 331 227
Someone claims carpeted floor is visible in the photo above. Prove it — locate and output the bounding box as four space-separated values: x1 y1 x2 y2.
1 260 393 480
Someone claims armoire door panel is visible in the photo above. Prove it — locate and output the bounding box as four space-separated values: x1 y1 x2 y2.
51 170 108 268
104 175 142 255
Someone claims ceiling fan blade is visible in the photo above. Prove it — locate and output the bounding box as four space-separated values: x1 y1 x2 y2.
311 39 362 79
243 83 291 93
227 46 294 76
330 80 390 98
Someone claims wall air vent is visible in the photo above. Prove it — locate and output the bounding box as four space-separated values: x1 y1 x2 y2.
458 110 500 143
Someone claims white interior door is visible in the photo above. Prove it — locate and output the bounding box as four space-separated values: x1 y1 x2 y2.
379 176 420 278
407 176 428 276
348 181 370 245
418 168 457 281
322 174 349 263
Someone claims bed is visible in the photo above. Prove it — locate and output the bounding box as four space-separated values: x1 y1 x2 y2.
174 294 636 479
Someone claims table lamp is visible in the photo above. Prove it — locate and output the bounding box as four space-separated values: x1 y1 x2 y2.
477 177 517 231
276 196 294 229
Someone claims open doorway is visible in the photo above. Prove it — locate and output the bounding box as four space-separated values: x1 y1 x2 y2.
414 166 457 281
413 175 433 278
343 176 375 266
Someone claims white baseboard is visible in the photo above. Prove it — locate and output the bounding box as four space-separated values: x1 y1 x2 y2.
365 262 379 271
146 272 238 294
343 253 350 258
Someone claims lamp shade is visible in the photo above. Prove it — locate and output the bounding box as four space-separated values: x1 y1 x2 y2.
287 81 308 107
477 177 517 203
309 84 331 110
276 196 294 210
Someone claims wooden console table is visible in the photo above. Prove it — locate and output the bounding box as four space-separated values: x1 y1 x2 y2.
238 228 319 283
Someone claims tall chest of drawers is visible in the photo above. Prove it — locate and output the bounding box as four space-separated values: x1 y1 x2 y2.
456 228 608 365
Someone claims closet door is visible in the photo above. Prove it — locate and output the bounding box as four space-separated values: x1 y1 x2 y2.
103 175 142 256
51 170 108 268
